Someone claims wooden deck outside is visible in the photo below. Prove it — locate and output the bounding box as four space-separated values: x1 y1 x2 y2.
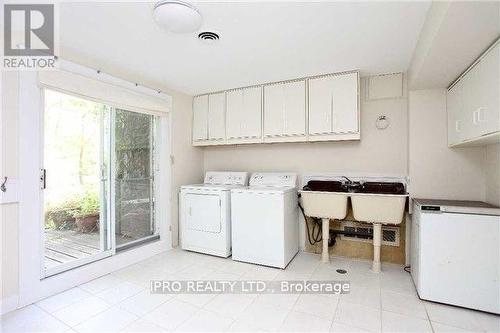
44 230 137 270
44 230 101 270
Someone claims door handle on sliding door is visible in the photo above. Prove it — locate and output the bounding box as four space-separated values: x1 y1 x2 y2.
40 168 46 190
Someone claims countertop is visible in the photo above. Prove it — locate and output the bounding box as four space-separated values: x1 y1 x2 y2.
413 198 500 216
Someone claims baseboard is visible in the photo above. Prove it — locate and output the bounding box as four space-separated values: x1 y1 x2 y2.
1 295 19 315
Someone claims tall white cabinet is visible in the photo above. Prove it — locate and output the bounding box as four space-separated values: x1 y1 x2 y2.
308 72 359 141
264 80 306 142
447 41 500 147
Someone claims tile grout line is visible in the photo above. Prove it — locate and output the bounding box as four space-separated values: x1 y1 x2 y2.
328 293 342 331
379 276 383 333
33 303 74 330
35 286 93 314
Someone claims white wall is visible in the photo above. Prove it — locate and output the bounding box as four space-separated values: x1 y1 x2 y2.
485 143 500 206
408 89 486 201
204 78 408 178
168 89 204 246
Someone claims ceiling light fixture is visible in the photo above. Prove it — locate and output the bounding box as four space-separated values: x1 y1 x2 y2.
153 0 202 33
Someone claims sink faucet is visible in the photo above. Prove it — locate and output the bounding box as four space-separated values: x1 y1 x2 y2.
341 176 353 184
341 176 363 192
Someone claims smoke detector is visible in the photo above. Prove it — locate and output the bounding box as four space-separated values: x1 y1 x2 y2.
153 1 202 33
198 31 220 43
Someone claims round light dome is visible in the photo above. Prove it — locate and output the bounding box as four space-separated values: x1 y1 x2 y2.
153 1 202 33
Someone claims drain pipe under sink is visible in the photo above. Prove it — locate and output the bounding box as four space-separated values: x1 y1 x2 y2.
321 218 330 263
372 223 382 273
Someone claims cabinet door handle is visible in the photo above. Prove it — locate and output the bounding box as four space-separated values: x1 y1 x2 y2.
473 110 478 125
455 120 461 133
476 107 485 123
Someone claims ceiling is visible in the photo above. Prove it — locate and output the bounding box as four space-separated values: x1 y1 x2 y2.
59 1 431 95
408 1 500 90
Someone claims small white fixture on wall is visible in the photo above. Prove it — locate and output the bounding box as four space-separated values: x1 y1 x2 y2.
376 115 390 130
153 0 202 33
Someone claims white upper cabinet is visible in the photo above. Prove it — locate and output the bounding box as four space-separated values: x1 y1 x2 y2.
308 72 359 138
477 43 500 136
226 89 242 140
208 93 225 141
192 70 361 146
264 80 306 139
331 73 359 133
192 95 208 142
447 42 500 147
309 76 333 134
226 86 262 141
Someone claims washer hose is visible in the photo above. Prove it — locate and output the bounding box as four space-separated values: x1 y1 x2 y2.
298 196 323 245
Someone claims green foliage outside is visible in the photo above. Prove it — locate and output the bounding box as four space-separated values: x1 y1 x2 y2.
45 191 100 230
73 191 100 218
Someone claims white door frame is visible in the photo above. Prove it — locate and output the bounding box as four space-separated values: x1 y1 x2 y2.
18 71 172 307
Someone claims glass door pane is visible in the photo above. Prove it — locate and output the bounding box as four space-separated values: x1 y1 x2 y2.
43 89 111 276
113 109 156 248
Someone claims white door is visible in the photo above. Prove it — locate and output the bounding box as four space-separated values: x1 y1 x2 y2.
283 80 306 136
184 193 221 233
308 76 334 134
241 86 262 138
226 89 243 139
208 93 225 140
192 95 208 141
264 83 285 137
476 43 500 136
331 73 358 133
461 64 480 140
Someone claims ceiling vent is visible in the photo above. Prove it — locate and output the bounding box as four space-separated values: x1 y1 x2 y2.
198 31 220 43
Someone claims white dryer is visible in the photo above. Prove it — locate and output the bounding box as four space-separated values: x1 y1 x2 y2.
180 172 248 257
231 173 299 268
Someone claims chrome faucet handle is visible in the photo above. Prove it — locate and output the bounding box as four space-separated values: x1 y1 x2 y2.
341 176 352 184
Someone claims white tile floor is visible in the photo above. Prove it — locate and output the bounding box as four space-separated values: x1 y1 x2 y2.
2 249 499 332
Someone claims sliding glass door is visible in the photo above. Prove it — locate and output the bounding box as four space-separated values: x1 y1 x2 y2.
113 109 157 249
42 89 158 277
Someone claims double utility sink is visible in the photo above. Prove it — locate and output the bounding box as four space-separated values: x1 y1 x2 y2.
299 179 409 272
300 180 407 224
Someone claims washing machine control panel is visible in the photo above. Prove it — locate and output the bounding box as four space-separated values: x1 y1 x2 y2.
204 172 248 186
249 173 297 187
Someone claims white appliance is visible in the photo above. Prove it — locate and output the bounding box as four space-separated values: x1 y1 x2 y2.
411 199 500 314
231 172 299 268
180 171 248 257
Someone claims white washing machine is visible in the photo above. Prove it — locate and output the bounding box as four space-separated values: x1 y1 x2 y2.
180 171 248 257
231 173 299 268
